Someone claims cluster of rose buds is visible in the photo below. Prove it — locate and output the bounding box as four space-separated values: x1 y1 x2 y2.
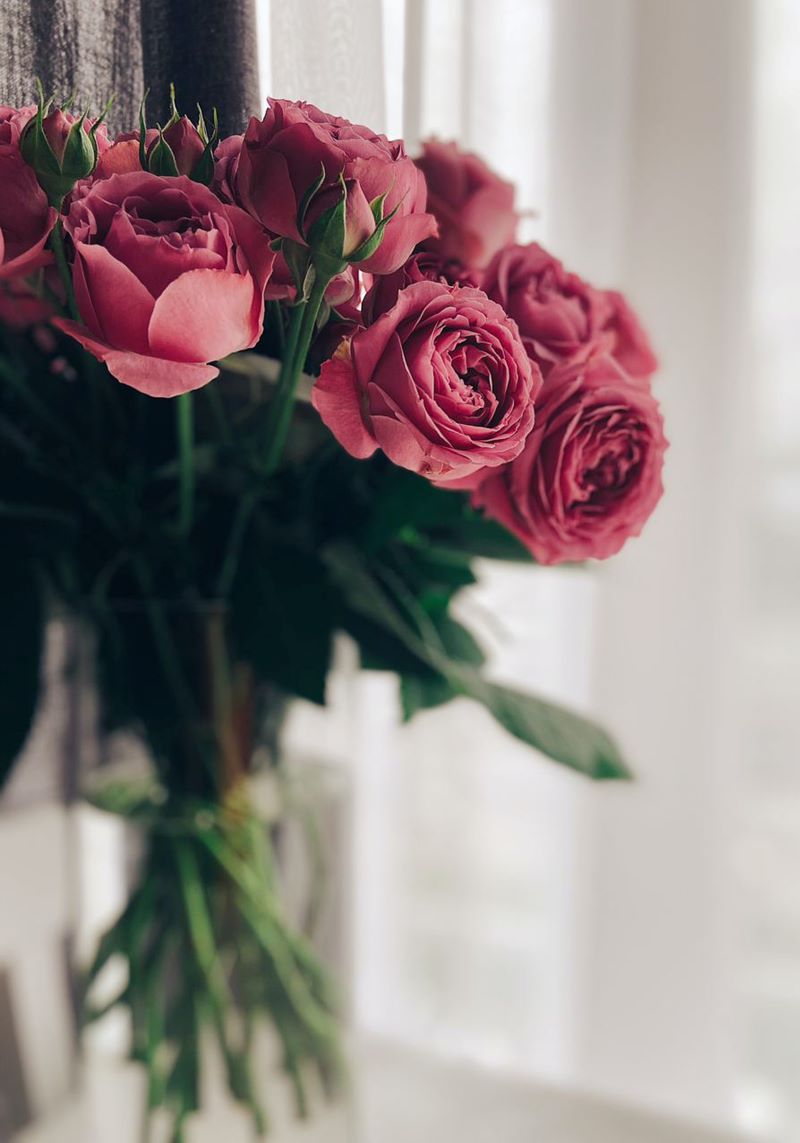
0 89 666 563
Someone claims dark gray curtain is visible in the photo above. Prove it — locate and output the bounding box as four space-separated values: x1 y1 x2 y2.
1 0 260 136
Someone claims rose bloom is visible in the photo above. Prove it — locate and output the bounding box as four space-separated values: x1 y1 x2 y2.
312 280 540 486
414 139 518 270
54 171 275 396
361 249 481 325
473 353 667 564
235 98 436 274
0 105 57 281
484 242 658 385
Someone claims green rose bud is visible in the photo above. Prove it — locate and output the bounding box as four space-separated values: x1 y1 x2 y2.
21 91 109 206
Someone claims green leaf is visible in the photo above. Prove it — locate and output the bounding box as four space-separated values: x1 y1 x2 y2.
325 542 630 781
0 553 44 786
450 667 632 781
400 673 456 720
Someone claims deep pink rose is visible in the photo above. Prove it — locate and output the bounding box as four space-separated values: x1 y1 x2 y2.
53 171 275 397
600 289 659 385
482 242 611 377
0 104 36 149
414 140 518 270
0 106 57 280
473 354 667 564
235 98 437 274
312 280 540 486
362 250 481 325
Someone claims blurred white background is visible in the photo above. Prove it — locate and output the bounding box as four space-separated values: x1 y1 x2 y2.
268 1 800 1140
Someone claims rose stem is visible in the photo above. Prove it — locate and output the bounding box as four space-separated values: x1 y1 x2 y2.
262 271 329 478
50 220 79 321
215 273 331 598
176 392 195 537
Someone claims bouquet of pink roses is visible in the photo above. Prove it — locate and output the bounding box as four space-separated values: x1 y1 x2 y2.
0 86 666 1138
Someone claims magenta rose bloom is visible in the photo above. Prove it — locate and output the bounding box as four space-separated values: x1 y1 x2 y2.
362 249 481 325
414 140 518 270
54 171 275 396
0 105 57 281
473 354 667 564
482 242 610 377
235 98 436 274
312 280 540 486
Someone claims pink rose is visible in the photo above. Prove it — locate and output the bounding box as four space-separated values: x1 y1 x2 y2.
362 249 481 325
235 98 436 274
483 243 659 386
312 280 540 486
53 171 275 397
600 289 659 385
414 140 518 270
0 104 36 149
482 242 610 377
473 354 667 564
0 106 57 280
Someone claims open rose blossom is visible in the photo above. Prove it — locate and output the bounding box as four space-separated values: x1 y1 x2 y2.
483 242 659 385
473 354 667 564
235 98 436 274
0 105 57 280
54 171 275 396
482 242 609 376
414 140 518 270
312 280 540 486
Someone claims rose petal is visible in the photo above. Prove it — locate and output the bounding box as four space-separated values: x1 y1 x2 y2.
53 318 217 396
312 341 377 460
148 268 258 364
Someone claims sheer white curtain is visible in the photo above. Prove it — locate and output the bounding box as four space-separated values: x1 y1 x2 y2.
261 2 800 1137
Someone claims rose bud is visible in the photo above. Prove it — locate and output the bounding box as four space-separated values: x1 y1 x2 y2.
53 171 275 396
235 98 437 275
472 354 667 564
21 97 110 205
414 139 518 270
0 106 57 280
312 280 540 487
362 249 481 325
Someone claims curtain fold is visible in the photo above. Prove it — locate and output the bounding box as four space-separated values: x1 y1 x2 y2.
1 0 259 135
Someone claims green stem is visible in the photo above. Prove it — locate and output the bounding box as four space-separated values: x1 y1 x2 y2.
215 273 331 598
262 272 329 477
50 221 79 321
176 393 194 537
